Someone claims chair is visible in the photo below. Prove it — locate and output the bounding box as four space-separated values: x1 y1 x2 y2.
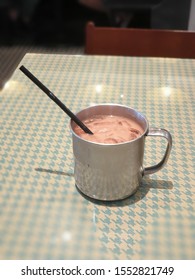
85 22 195 58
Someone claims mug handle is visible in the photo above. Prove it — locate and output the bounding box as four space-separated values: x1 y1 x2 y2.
143 128 172 176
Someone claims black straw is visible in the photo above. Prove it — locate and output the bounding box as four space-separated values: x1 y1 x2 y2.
19 65 93 135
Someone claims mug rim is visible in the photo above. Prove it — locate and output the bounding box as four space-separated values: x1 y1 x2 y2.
70 103 149 146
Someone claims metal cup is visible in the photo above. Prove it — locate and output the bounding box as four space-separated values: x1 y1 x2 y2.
70 104 172 201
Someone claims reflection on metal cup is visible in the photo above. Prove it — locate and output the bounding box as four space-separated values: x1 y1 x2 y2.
70 104 172 201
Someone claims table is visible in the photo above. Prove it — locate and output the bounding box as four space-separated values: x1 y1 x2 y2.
0 54 194 260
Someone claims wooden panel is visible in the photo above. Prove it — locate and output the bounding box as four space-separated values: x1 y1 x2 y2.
85 22 195 58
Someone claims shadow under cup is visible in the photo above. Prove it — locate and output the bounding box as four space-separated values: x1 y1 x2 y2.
70 104 172 201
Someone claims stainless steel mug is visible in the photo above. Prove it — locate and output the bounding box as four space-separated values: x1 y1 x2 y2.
70 104 172 201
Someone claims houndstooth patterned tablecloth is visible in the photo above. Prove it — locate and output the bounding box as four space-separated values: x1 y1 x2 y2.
0 54 194 260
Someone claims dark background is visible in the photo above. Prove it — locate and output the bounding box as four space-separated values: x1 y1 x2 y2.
0 0 160 46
